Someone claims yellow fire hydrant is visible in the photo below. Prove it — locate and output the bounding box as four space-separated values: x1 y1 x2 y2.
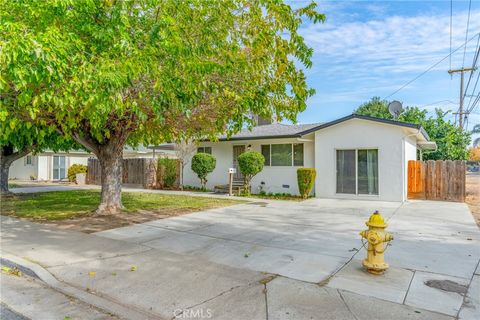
359 210 393 275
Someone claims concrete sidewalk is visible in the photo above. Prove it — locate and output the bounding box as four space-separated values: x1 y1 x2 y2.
0 213 461 320
95 199 480 319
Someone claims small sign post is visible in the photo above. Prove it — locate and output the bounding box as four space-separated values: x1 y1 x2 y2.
228 168 236 196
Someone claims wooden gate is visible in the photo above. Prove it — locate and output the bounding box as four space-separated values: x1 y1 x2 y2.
408 160 465 202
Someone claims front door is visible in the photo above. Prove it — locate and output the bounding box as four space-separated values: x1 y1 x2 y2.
53 156 66 180
232 145 245 181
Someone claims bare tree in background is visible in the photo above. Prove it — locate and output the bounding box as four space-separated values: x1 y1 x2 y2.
174 140 198 189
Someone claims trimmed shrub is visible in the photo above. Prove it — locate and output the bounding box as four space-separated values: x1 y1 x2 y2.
68 164 87 183
297 168 316 199
157 158 178 188
237 151 264 195
191 153 216 189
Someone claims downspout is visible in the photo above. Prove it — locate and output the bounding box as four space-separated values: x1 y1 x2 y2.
402 128 421 202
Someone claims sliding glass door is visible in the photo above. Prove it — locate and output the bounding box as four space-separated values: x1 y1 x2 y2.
336 149 378 195
53 156 66 180
357 150 378 195
336 150 356 194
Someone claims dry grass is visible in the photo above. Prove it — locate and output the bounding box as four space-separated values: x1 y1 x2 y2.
466 173 480 226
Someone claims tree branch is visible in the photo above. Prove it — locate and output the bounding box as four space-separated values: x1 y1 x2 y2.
1 145 35 167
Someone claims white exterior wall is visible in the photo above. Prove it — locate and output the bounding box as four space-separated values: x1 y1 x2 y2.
314 119 414 202
183 137 315 195
9 152 91 181
9 156 38 180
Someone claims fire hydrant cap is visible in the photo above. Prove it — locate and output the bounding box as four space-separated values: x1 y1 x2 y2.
366 211 387 228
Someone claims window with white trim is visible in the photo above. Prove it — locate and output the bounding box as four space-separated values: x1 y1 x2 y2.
25 155 33 166
197 147 212 154
261 143 304 166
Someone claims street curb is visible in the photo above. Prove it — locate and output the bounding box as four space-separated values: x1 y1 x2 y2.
0 252 164 320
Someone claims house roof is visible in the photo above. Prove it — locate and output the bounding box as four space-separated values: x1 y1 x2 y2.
217 114 430 142
218 122 322 141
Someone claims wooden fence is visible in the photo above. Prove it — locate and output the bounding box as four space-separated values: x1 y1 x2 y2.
86 158 180 189
87 158 157 188
408 160 465 202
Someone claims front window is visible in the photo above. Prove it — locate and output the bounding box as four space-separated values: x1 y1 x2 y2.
261 145 270 166
293 144 304 166
271 144 292 166
336 149 378 195
197 147 212 154
261 143 304 166
25 155 33 166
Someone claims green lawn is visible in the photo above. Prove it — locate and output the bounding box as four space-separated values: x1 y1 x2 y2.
1 190 244 220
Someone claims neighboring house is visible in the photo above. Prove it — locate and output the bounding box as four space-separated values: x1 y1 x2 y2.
182 114 436 202
9 145 172 181
9 150 91 181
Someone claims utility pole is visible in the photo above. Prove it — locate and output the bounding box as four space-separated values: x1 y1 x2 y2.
448 67 476 130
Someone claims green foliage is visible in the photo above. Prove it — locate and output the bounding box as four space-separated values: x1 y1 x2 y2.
355 97 393 119
67 164 87 183
238 151 265 194
1 0 324 208
1 0 325 146
183 185 212 192
157 158 178 188
297 168 316 199
191 153 216 188
354 99 471 160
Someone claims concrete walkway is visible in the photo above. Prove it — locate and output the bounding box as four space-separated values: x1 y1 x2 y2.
2 192 479 319
96 199 480 319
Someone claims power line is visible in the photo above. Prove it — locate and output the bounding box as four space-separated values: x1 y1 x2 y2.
421 99 457 108
383 32 480 100
462 0 472 68
464 34 480 98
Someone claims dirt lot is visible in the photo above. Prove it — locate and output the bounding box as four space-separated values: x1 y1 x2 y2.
466 173 480 226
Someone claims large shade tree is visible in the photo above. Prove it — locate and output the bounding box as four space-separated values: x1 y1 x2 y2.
1 0 325 213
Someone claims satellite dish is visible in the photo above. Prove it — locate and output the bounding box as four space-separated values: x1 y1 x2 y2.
388 101 403 119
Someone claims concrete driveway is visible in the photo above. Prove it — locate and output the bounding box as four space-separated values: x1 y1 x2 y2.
96 198 480 318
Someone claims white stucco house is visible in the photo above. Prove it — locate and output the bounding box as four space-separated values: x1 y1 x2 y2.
183 114 436 202
8 145 171 181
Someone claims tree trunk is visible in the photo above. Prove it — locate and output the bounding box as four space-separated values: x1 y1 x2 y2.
96 150 124 214
0 161 10 194
180 162 185 190
0 145 32 194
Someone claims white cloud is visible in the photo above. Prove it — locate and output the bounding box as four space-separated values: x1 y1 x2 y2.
301 9 480 77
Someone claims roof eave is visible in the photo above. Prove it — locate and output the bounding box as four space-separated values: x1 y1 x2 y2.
298 114 430 141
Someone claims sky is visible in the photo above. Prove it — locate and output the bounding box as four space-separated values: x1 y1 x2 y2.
291 0 480 134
